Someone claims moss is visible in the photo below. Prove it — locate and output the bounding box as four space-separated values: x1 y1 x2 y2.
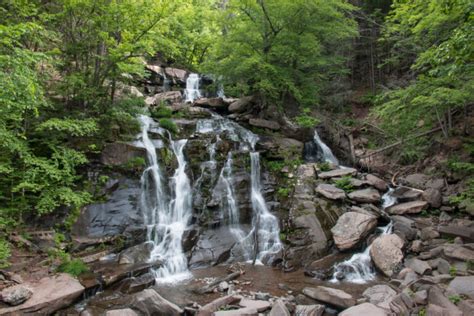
150 106 173 119
334 176 354 193
159 118 178 134
0 239 11 268
57 258 89 277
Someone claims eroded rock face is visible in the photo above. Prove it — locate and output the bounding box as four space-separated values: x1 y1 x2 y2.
101 142 146 166
131 288 183 316
248 118 281 131
370 234 404 277
331 212 377 251
362 285 397 310
303 286 356 309
145 91 182 106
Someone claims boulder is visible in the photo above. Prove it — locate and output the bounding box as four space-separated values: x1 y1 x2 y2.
443 244 474 261
438 225 474 242
145 91 182 106
239 299 271 312
401 173 430 189
428 286 463 316
294 304 325 316
0 285 33 306
106 308 138 316
269 299 290 316
392 215 417 241
193 97 227 111
331 212 377 250
405 258 432 275
366 174 388 192
199 295 242 315
348 188 381 203
118 242 154 265
449 276 474 299
303 286 356 309
391 187 422 202
101 142 146 166
0 273 84 315
248 118 281 131
422 188 442 208
318 168 357 179
189 226 238 268
131 288 183 316
229 96 253 113
214 308 258 316
120 272 156 294
339 303 388 316
386 201 428 215
362 285 397 310
370 234 404 277
165 67 187 83
316 184 346 200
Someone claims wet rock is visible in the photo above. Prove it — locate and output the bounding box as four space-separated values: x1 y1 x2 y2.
131 288 182 315
248 118 281 130
318 168 357 179
339 303 388 316
0 273 84 314
91 260 160 287
405 258 432 275
229 96 253 113
269 299 290 316
366 174 388 192
423 188 442 208
370 234 404 277
449 276 474 299
118 242 154 265
362 284 397 310
189 226 238 268
303 286 356 309
101 142 146 166
348 188 381 204
316 184 346 200
106 308 138 316
331 212 377 250
294 304 325 316
392 215 417 241
386 200 428 215
194 97 227 111
119 272 156 294
1 285 33 306
391 186 422 202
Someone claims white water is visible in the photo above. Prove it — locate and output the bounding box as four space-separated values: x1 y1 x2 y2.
138 115 192 283
196 116 282 263
313 130 339 165
331 189 396 283
184 73 201 103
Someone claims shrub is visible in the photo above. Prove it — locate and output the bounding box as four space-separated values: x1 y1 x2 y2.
150 106 173 119
277 187 291 198
0 239 11 268
159 118 178 134
267 160 286 172
334 176 354 193
57 258 89 277
295 114 320 128
319 162 331 171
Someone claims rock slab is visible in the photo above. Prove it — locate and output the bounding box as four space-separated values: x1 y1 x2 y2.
331 212 377 251
303 286 355 309
370 234 404 277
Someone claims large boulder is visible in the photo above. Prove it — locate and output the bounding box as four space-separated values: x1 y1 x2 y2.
193 97 228 111
340 303 388 316
257 137 303 160
331 212 377 250
118 242 154 265
303 286 356 309
101 142 146 166
0 285 33 306
318 168 357 179
131 288 183 315
391 187 422 202
362 285 397 310
348 188 381 204
422 188 442 208
370 234 404 277
145 91 182 106
0 274 84 315
165 67 187 83
248 118 281 131
366 174 388 192
316 184 346 200
386 201 428 215
449 276 474 299
228 96 253 113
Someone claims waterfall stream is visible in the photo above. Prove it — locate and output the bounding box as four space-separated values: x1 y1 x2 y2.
184 73 201 103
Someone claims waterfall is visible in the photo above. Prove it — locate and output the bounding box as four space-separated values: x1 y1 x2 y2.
184 73 201 103
196 116 282 263
331 189 397 283
313 130 339 165
138 115 192 283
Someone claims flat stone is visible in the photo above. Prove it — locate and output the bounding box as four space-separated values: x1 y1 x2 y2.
214 308 258 316
438 225 474 242
362 284 397 309
303 286 356 309
386 201 428 215
405 258 432 275
0 273 84 315
239 299 271 312
428 287 462 315
366 174 388 192
444 244 474 261
131 288 183 316
294 304 325 316
449 276 474 299
370 234 404 277
318 168 357 179
348 188 381 203
391 187 422 202
248 118 281 130
339 303 388 316
316 184 346 200
331 212 377 251
199 295 242 315
106 308 138 316
269 299 290 316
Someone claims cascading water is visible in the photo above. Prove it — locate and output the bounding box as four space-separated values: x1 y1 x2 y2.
331 188 397 283
184 73 201 103
138 115 192 283
313 130 339 165
196 116 282 263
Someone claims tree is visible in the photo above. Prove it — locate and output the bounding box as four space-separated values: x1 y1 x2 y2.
204 0 357 108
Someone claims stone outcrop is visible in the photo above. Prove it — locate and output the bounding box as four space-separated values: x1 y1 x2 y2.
386 201 428 215
228 96 253 113
316 184 346 200
318 168 357 179
331 212 377 250
348 188 381 204
340 303 388 316
248 118 281 131
101 142 146 166
303 286 356 309
131 288 183 315
145 91 182 106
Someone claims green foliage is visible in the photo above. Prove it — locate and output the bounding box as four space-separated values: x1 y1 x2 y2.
151 106 173 119
204 0 357 107
0 239 11 268
277 187 291 198
295 114 320 128
418 307 426 316
267 160 286 172
448 295 462 305
122 157 146 171
57 258 89 277
319 162 331 172
334 176 354 193
159 118 178 134
449 265 457 276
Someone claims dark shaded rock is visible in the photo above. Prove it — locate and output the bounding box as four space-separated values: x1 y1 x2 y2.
331 212 377 251
229 96 254 113
101 142 146 166
90 260 160 287
392 215 417 241
118 242 153 265
194 97 227 111
438 225 474 242
391 186 422 202
257 136 303 160
405 258 432 275
119 272 156 294
131 288 183 315
303 286 355 309
248 118 281 130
